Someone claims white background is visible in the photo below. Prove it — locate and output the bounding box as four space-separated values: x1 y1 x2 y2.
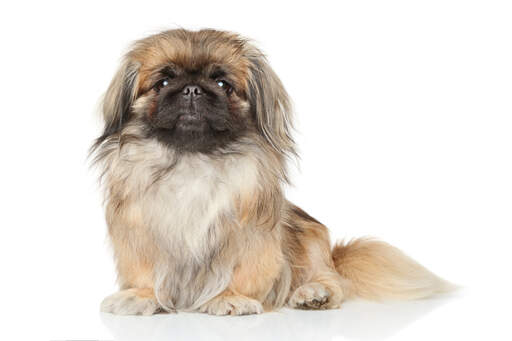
1 1 511 340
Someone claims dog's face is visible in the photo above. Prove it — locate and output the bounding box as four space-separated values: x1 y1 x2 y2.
144 62 245 152
96 29 295 155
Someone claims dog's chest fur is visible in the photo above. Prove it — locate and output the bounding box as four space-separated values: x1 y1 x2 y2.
109 139 260 308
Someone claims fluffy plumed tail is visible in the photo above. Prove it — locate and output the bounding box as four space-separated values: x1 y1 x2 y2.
332 238 455 300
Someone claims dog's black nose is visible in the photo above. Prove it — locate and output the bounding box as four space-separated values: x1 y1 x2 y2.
182 85 203 98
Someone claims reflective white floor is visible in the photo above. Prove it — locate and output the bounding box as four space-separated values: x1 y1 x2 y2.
100 295 454 341
9 286 509 340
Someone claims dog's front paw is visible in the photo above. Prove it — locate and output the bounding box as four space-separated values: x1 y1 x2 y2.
289 282 338 310
199 293 264 316
100 288 165 316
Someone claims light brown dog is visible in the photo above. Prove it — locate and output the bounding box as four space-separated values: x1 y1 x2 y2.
93 29 452 316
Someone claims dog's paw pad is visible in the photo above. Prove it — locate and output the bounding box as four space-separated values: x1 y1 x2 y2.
199 295 263 316
101 289 164 316
289 282 332 310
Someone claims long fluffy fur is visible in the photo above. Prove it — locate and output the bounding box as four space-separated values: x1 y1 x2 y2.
94 29 452 316
332 238 454 300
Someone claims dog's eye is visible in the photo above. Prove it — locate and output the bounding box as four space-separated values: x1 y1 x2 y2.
216 79 233 94
154 78 170 92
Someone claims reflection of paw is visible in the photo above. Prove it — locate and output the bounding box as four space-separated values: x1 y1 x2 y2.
289 283 335 310
100 289 164 316
199 294 264 316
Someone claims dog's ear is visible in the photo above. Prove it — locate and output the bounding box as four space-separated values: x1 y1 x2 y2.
93 59 140 149
247 52 296 158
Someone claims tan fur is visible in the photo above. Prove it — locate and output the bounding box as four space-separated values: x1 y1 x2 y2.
198 289 264 315
100 288 160 316
94 29 453 316
105 198 155 289
332 238 454 300
230 239 283 303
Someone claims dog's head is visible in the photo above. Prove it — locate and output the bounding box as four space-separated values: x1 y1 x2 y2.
95 29 295 155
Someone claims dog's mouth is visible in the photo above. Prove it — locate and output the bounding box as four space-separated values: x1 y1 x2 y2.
175 112 208 130
177 112 203 122
148 107 233 144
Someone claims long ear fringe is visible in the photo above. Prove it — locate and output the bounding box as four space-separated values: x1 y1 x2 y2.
91 38 296 162
247 50 297 160
90 59 140 156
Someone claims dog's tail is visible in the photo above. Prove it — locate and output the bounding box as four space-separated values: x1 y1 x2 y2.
332 238 455 300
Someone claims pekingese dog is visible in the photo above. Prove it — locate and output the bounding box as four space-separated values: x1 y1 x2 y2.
93 29 452 316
